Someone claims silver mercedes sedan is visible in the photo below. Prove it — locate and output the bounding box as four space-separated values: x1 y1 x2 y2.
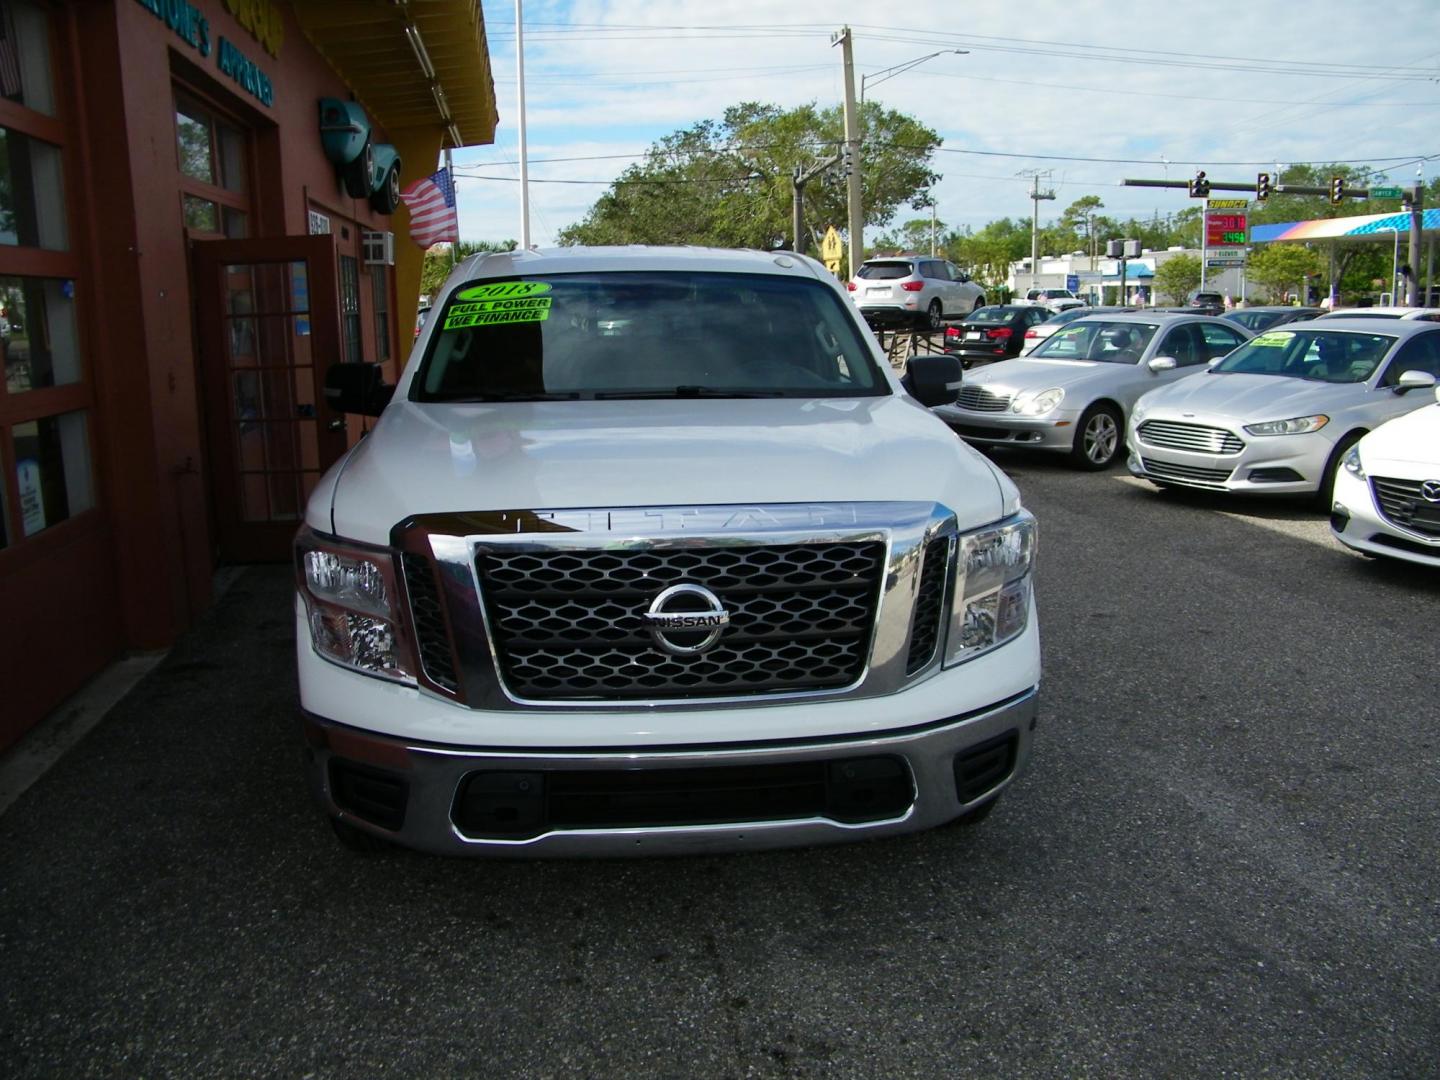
1127 319 1440 505
934 313 1250 469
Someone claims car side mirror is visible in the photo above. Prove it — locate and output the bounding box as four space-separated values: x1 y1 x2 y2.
1148 356 1177 372
903 353 963 407
1394 369 1438 394
325 362 394 416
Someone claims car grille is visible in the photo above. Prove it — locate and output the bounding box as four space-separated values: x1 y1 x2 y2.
1140 458 1234 486
402 552 460 693
1136 420 1244 454
905 536 951 675
476 543 886 701
1371 477 1440 539
956 385 1013 412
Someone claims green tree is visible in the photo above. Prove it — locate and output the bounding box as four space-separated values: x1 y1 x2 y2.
1245 243 1324 303
1154 254 1202 304
420 239 517 299
557 101 941 254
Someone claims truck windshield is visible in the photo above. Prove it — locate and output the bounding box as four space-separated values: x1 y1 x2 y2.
413 271 887 401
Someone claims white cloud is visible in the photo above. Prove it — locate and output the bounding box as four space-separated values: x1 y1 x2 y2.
460 0 1440 246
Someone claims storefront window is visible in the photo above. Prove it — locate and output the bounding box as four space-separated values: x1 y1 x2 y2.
0 127 67 250
1 276 80 392
339 255 360 363
371 266 390 362
0 1 56 117
12 409 93 538
174 91 251 238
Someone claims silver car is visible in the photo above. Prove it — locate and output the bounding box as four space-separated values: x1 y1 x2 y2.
1128 319 1440 504
935 313 1250 469
848 256 986 329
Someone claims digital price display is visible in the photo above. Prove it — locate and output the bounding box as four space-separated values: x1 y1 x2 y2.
1206 213 1248 247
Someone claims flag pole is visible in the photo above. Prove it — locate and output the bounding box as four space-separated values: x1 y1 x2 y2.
445 146 456 266
516 0 531 249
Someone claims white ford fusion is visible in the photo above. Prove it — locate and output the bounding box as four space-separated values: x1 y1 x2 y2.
1129 320 1440 505
934 313 1249 469
1330 382 1440 566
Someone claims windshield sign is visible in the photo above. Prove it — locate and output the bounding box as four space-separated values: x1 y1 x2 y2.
415 271 887 402
1029 321 1159 363
1210 329 1395 383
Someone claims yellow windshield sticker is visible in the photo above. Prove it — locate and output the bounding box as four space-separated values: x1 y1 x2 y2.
1251 332 1293 348
444 281 553 328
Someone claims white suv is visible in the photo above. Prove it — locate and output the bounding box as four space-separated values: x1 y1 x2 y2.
848 256 986 329
298 246 1040 857
1022 288 1086 314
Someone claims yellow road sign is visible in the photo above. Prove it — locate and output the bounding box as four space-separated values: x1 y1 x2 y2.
820 226 843 261
824 257 842 275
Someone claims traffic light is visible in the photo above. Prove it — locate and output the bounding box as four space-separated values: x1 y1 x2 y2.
842 143 854 177
1329 176 1345 205
1256 172 1271 202
1188 170 1210 198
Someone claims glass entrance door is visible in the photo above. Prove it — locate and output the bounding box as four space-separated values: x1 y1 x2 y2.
193 235 347 562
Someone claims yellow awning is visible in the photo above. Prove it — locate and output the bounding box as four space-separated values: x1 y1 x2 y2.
290 0 498 147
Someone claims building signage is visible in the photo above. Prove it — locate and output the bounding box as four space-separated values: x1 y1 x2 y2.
223 0 284 58
133 0 211 57
1207 199 1249 210
217 37 273 106
132 0 275 107
18 459 45 536
307 210 331 235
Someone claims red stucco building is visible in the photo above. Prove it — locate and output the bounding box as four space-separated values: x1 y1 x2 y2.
0 0 497 750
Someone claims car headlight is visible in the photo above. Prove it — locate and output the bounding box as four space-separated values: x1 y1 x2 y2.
945 511 1037 667
1341 444 1366 479
1011 387 1065 416
1243 414 1329 436
296 527 416 683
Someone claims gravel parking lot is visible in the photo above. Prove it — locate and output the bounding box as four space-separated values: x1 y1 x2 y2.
2 453 1437 1078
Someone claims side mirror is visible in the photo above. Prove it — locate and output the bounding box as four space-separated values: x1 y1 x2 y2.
326 362 394 417
1394 369 1438 394
1148 356 1177 372
903 353 963 407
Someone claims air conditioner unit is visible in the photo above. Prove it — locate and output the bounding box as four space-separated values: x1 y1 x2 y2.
362 230 395 267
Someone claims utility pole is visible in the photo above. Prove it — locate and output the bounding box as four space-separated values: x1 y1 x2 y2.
832 27 863 279
515 0 531 249
1021 170 1055 289
1406 181 1424 306
930 196 937 257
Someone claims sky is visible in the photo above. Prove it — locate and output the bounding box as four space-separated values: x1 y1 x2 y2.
458 0 1440 249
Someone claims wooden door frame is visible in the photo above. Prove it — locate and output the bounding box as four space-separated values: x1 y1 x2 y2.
192 234 346 562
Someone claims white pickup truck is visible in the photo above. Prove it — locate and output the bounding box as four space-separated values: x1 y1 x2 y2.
297 246 1039 856
1021 288 1087 314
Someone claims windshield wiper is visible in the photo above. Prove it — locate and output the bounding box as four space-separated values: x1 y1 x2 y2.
593 386 787 399
428 391 582 402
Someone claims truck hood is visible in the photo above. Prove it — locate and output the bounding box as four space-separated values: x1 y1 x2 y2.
322 396 1009 544
1136 370 1362 423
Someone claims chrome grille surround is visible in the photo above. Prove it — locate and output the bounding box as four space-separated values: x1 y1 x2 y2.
956 385 1014 412
1140 458 1234 487
1371 477 1440 539
1136 419 1244 455
392 503 958 710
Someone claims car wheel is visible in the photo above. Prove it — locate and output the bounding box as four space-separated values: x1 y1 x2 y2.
924 299 944 330
1314 431 1364 511
1070 404 1123 470
330 816 391 853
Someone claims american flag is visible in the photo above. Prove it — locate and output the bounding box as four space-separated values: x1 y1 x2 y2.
399 167 459 248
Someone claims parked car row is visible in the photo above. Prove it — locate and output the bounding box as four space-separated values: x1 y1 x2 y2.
930 308 1440 569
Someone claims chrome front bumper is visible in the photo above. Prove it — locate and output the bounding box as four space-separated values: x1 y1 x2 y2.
303 688 1038 857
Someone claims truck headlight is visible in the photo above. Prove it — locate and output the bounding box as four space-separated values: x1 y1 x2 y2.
296 527 416 683
1243 414 1329 436
945 510 1037 666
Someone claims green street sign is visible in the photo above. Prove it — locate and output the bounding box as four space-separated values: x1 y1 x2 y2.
1370 186 1403 199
